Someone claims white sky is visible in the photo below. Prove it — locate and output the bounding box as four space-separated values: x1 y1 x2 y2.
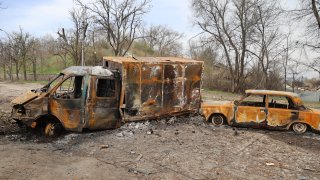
0 0 318 78
0 0 197 39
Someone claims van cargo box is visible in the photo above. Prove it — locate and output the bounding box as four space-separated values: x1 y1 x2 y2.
103 57 203 121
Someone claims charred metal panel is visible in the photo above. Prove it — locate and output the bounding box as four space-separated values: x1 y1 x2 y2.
140 63 163 115
124 62 141 116
235 106 267 124
201 101 234 124
184 64 202 109
201 90 320 132
267 109 298 126
163 64 182 111
47 75 86 131
49 98 82 131
12 97 49 122
86 75 121 130
103 57 203 122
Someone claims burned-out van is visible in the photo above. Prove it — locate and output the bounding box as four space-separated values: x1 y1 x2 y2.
11 57 203 136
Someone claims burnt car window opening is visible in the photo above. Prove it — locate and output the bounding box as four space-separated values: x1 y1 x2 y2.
268 95 293 109
240 94 266 107
96 78 115 97
55 76 83 99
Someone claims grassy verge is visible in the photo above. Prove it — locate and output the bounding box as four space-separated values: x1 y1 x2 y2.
202 89 242 101
1 80 48 85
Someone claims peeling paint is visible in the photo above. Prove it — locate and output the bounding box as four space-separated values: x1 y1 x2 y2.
11 57 203 133
201 90 320 132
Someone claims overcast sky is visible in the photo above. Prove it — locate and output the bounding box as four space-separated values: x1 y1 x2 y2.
0 0 197 39
0 0 317 78
0 0 298 44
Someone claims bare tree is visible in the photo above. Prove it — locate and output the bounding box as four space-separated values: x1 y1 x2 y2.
0 40 7 80
11 28 34 80
247 0 283 89
1 37 14 81
290 0 320 75
76 0 151 56
293 0 320 35
288 61 303 92
192 0 258 92
29 40 37 81
141 25 183 56
57 8 88 65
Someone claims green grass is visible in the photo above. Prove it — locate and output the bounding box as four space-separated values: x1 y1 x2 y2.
202 89 242 101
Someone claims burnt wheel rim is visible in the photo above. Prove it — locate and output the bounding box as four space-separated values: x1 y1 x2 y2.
44 123 56 137
212 115 224 126
293 123 307 133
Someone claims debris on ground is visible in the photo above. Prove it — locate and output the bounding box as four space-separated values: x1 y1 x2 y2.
100 145 109 149
1 82 320 179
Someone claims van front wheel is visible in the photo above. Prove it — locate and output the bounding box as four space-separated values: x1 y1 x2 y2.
44 122 61 137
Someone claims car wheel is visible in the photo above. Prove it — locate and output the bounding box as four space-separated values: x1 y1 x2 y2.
210 114 224 126
292 123 307 134
44 122 61 137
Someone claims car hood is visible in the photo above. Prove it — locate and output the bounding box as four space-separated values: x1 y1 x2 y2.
11 90 41 105
309 108 320 114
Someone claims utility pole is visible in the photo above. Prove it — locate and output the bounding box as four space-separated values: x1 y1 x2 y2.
81 7 88 67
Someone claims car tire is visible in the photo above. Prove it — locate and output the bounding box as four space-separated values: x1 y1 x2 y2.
44 122 61 137
292 123 307 134
210 114 224 126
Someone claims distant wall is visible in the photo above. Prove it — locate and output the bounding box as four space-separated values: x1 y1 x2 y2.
298 91 320 102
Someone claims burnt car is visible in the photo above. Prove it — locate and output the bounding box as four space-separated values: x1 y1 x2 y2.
11 57 203 137
201 90 320 134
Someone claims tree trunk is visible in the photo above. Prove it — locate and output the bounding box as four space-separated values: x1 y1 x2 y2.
292 73 295 92
23 59 27 80
15 62 19 80
3 64 6 80
284 68 287 91
9 58 13 81
264 71 268 89
32 60 37 81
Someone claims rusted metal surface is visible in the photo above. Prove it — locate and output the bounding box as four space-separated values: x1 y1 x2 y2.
11 57 203 133
201 90 320 132
104 56 203 122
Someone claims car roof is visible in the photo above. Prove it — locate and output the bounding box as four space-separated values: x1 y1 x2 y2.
245 89 299 97
245 89 304 106
61 66 113 76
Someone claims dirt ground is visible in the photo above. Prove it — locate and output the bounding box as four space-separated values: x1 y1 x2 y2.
1 82 320 179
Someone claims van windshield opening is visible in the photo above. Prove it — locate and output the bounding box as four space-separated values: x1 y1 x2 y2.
40 74 65 92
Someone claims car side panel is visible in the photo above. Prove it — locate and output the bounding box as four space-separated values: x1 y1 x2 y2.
267 108 299 128
201 104 234 124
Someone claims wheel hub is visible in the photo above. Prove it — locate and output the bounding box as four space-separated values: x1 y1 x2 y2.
213 116 223 126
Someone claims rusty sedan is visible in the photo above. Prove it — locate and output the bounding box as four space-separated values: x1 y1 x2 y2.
201 90 320 134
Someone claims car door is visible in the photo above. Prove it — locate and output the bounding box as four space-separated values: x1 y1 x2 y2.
86 75 121 130
234 94 267 126
49 76 84 131
267 95 299 129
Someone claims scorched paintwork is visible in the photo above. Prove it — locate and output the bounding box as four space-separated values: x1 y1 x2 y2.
11 57 203 134
201 89 320 132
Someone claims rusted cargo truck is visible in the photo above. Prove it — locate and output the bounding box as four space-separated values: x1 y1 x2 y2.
11 57 203 136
